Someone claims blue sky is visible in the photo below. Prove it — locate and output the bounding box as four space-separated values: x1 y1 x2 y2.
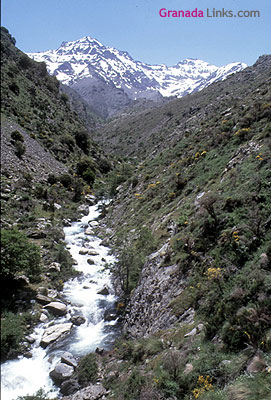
2 0 270 66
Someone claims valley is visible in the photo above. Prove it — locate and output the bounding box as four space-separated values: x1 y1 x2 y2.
1 26 271 400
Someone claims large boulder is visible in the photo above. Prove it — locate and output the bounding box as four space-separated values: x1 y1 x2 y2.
88 221 99 228
44 301 67 316
62 384 107 400
36 294 52 305
60 379 81 396
78 204 89 215
88 250 99 256
40 323 73 348
61 352 78 368
49 362 74 385
85 194 96 205
40 313 49 323
97 286 109 296
79 248 89 255
70 315 86 326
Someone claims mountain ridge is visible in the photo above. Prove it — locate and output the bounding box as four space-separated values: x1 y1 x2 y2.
28 36 247 117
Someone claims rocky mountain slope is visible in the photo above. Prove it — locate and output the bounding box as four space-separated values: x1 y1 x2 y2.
0 27 113 362
28 36 246 118
91 54 271 399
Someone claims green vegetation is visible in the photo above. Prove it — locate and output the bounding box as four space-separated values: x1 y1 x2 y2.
1 228 41 284
95 54 271 399
17 389 52 400
77 353 98 386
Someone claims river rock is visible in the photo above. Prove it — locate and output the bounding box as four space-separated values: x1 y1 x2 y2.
85 194 96 205
85 227 93 235
40 313 49 323
61 352 78 368
88 221 99 228
97 286 109 296
87 258 95 265
49 362 74 385
47 289 58 298
62 384 107 400
88 250 99 256
104 308 118 322
70 315 86 326
24 351 33 359
44 301 67 316
25 335 35 344
79 248 89 255
48 262 61 272
40 323 73 348
60 379 81 396
36 294 52 305
78 204 89 215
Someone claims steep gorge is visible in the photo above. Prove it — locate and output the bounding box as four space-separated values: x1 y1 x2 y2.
1 25 271 400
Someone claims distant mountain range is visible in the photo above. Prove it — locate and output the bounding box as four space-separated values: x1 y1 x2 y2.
28 36 247 117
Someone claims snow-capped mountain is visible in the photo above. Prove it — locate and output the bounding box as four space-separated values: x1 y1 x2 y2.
28 36 247 116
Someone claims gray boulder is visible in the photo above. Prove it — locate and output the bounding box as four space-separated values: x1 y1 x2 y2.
79 248 89 255
40 313 49 323
40 322 73 348
36 294 52 305
62 384 106 399
97 286 109 296
44 301 67 316
88 250 99 256
85 194 96 205
70 315 86 326
48 262 61 272
49 362 74 385
60 379 80 396
61 352 78 368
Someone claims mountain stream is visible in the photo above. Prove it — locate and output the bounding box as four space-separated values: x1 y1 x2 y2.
1 203 119 399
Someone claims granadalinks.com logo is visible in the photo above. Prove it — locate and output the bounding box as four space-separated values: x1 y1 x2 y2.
159 7 260 18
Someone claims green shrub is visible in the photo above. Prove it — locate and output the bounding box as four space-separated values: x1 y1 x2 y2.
1 312 25 361
76 158 96 184
47 173 58 185
77 353 98 386
18 54 33 69
61 134 75 150
11 130 24 142
17 389 50 400
82 168 95 185
75 130 90 153
60 93 69 104
59 173 73 188
14 140 26 158
1 228 41 283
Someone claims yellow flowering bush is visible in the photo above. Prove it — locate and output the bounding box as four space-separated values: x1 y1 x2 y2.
206 267 222 280
192 375 213 398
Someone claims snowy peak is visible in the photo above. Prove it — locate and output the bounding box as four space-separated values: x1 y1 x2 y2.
28 37 247 116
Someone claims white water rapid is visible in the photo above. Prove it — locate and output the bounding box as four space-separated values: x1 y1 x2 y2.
1 203 119 400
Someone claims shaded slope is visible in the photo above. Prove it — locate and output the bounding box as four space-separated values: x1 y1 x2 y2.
91 54 271 399
95 55 271 158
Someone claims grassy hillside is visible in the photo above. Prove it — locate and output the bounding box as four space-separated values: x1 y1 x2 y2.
0 27 113 361
91 55 271 399
94 55 271 160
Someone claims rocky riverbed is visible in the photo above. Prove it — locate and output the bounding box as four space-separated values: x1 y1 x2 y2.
1 201 120 399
